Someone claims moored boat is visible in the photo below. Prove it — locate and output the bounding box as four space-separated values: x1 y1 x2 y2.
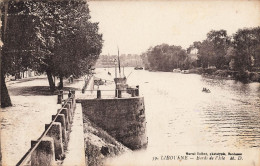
172 68 181 73
181 70 189 74
134 67 144 70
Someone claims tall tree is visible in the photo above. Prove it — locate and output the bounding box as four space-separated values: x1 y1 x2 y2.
232 27 260 71
1 0 103 107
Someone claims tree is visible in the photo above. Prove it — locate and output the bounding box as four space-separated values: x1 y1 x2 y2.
144 44 188 71
232 27 260 71
1 0 40 107
1 0 103 107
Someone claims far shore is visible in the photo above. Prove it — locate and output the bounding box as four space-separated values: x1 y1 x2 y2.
143 67 260 83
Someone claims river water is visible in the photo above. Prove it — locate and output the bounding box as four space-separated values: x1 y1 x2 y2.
96 68 260 166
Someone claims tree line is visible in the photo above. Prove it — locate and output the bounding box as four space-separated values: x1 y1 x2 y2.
140 44 191 71
141 27 260 75
1 0 103 107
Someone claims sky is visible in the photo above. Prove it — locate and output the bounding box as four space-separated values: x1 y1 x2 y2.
88 0 260 55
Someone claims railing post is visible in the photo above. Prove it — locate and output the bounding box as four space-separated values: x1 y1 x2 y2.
62 103 72 123
45 122 64 160
31 137 55 166
58 108 69 131
97 90 101 99
59 90 63 99
71 90 76 106
57 94 62 104
67 99 74 116
52 114 67 147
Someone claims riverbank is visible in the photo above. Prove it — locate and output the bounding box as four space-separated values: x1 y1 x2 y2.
146 67 260 83
1 72 137 166
189 68 260 83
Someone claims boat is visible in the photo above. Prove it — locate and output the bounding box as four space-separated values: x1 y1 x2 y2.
202 88 211 93
114 48 128 90
172 68 181 73
181 70 189 74
134 67 143 70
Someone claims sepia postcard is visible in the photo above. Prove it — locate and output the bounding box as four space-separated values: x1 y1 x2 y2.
0 0 260 166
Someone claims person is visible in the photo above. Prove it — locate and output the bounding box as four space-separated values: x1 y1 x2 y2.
69 75 73 83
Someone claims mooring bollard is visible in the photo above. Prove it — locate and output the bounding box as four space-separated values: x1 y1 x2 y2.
118 90 122 98
135 88 139 96
58 108 69 131
115 89 118 97
97 90 101 99
52 114 67 146
31 137 55 166
45 122 64 160
57 94 62 104
131 89 135 97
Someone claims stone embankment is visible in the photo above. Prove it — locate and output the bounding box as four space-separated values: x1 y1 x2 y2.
79 75 147 166
83 116 130 166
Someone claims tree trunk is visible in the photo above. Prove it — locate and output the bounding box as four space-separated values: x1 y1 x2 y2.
46 71 55 92
59 76 63 89
1 72 12 108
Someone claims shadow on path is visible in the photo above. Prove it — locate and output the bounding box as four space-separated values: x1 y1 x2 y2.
9 86 79 96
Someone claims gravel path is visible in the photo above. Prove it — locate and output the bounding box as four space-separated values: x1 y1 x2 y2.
1 75 84 166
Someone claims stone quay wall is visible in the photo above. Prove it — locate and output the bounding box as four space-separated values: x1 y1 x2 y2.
78 97 148 150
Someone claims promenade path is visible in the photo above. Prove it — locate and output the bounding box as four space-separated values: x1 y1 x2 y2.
1 69 134 165
1 75 85 166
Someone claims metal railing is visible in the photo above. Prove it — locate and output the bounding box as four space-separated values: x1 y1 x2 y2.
16 93 75 166
79 87 140 99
